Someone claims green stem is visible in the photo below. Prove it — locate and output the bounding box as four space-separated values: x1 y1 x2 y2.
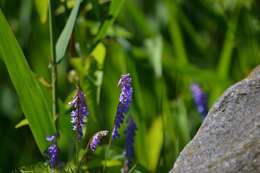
79 138 91 165
158 78 166 169
217 8 240 79
103 135 112 173
75 138 80 173
49 0 58 119
165 0 188 66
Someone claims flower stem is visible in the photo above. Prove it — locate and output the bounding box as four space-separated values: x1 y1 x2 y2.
79 139 91 165
102 135 112 173
75 137 80 172
48 0 58 119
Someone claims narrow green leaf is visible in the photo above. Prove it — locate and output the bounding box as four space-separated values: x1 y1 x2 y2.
91 43 106 69
147 117 163 172
145 35 163 78
15 119 29 128
101 159 122 167
124 0 154 38
55 0 82 63
34 0 49 23
177 99 190 144
93 0 125 43
217 11 239 79
0 10 56 154
179 10 207 52
165 0 188 66
128 164 137 173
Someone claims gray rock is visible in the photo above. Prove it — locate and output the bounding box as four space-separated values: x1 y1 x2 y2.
170 66 260 173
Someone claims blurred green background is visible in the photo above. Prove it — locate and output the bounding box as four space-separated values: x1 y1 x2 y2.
0 0 260 172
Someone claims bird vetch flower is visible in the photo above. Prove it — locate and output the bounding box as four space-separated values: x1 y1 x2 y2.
191 83 208 119
69 88 89 139
46 134 59 169
112 73 133 140
89 130 109 151
89 130 108 152
123 118 137 171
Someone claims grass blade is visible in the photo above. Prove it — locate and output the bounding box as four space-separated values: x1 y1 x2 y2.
15 118 29 129
93 0 125 43
147 117 163 172
165 0 188 66
217 10 239 78
55 0 82 63
34 0 49 23
144 35 163 78
0 10 56 154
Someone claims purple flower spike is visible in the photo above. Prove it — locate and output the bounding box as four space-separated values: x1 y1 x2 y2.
123 118 137 171
46 134 59 169
89 130 109 151
112 74 133 140
191 83 208 119
69 88 89 140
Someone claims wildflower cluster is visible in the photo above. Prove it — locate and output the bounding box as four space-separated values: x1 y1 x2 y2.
46 134 59 169
45 73 137 171
124 118 137 171
112 73 133 139
191 83 208 119
69 88 89 139
90 130 109 151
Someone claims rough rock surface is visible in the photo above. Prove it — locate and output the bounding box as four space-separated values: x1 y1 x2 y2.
170 66 260 173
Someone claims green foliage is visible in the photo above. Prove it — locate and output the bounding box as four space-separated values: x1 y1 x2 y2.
55 0 82 63
0 10 55 154
93 0 125 43
34 0 49 23
217 9 240 79
16 162 50 173
0 0 260 172
165 0 188 66
147 117 163 172
144 35 163 78
15 118 29 128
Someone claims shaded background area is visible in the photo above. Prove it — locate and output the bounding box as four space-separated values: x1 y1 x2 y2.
0 0 260 172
